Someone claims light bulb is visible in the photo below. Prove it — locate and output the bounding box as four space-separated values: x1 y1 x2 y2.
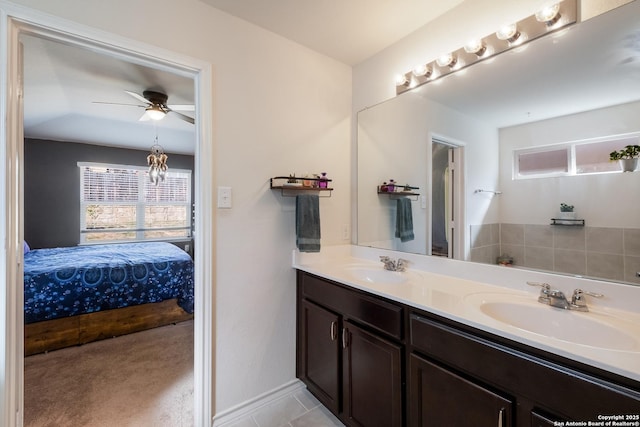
496 24 520 43
145 106 166 121
436 53 456 68
536 3 561 26
412 64 431 77
464 39 486 56
395 74 409 86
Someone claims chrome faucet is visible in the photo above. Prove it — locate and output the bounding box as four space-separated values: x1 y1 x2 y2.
379 256 410 272
527 282 603 312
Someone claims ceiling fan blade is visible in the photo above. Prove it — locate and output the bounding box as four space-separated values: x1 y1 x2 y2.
124 90 151 105
169 110 195 124
167 104 195 112
92 101 146 108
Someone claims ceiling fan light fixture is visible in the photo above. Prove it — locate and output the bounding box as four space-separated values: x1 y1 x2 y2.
146 105 166 121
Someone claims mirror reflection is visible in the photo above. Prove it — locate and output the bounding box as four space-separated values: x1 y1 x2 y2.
357 1 640 286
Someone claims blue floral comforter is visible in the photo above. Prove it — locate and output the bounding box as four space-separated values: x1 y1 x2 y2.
24 242 194 323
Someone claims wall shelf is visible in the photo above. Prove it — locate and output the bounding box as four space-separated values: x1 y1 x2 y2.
550 218 585 226
377 185 419 201
270 176 333 197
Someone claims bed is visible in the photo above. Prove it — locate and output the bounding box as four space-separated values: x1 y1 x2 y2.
24 241 194 355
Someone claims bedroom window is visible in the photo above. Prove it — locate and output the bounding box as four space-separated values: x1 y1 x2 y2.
79 162 192 243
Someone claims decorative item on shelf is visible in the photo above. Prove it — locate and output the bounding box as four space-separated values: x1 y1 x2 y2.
302 173 313 188
318 172 329 188
270 175 333 197
497 254 514 266
609 144 640 172
284 173 302 187
147 136 168 186
552 202 584 226
387 179 396 192
378 183 420 200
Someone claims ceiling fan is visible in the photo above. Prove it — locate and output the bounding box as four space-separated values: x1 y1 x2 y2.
94 90 195 124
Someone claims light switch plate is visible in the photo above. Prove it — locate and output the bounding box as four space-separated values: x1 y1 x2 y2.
218 186 232 208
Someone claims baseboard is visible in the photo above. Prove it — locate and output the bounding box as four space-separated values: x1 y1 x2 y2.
212 379 306 427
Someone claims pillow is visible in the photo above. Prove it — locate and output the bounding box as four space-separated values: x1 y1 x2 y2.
23 241 30 255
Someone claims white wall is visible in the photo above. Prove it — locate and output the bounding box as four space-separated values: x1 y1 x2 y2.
8 0 352 416
499 100 640 227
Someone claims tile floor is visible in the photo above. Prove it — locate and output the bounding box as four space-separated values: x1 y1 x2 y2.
226 388 345 427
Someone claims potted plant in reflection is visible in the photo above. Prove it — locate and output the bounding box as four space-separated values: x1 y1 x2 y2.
558 203 576 225
609 144 640 172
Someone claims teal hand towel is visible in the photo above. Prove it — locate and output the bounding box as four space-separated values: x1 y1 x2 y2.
296 194 321 252
395 198 414 242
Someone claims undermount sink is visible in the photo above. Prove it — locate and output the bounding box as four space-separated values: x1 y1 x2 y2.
345 266 413 285
464 293 640 351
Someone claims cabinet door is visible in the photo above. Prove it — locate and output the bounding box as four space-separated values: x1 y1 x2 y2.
299 300 341 413
409 354 513 427
342 320 403 427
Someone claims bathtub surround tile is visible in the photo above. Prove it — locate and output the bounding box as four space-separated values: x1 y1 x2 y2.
490 224 500 245
470 245 499 265
553 226 586 250
623 256 640 284
587 227 623 254
524 246 554 271
499 244 524 266
524 224 553 248
553 249 586 276
500 224 525 245
624 229 640 257
586 252 624 282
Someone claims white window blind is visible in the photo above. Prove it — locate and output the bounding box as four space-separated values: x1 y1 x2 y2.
79 162 192 243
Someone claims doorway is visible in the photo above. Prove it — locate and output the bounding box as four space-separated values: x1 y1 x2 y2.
431 138 464 259
0 9 214 426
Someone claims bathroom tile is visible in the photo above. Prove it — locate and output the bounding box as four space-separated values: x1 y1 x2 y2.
624 229 640 257
226 416 260 427
293 389 321 411
524 224 552 248
500 224 524 245
524 246 554 271
623 256 640 284
586 252 624 282
490 223 500 245
252 395 308 427
586 227 623 254
290 406 344 427
553 227 585 250
470 223 493 248
471 245 500 265
469 224 483 248
499 244 523 266
553 249 586 276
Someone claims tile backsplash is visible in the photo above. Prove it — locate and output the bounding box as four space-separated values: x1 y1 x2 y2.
470 223 640 285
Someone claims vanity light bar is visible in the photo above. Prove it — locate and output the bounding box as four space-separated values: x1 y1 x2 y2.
395 0 577 95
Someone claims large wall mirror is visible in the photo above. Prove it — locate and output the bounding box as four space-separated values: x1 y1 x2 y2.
357 0 640 286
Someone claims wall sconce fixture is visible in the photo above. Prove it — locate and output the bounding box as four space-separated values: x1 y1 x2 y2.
395 0 576 95
147 136 168 186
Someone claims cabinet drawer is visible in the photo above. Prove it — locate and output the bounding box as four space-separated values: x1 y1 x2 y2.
299 271 403 340
410 313 640 419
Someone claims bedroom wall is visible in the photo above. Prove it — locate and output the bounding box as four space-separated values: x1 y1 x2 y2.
24 138 195 250
8 0 352 417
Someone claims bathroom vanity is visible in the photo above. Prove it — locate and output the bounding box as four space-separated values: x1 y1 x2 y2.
295 247 640 427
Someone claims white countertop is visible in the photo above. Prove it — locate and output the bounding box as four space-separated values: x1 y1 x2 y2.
293 245 640 383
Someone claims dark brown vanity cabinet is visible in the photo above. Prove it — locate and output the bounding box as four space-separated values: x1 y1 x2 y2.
409 313 640 427
297 271 404 427
297 270 640 427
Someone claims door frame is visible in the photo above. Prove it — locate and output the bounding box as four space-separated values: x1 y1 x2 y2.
0 4 215 426
430 134 466 261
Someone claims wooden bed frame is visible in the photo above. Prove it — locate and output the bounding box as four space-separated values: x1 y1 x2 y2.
24 298 193 356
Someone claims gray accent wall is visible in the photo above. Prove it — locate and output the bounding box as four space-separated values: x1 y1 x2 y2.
25 138 195 249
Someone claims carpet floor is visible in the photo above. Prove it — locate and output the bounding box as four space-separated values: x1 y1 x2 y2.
24 320 194 427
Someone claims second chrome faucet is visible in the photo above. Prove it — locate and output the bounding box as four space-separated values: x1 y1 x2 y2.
527 281 603 312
